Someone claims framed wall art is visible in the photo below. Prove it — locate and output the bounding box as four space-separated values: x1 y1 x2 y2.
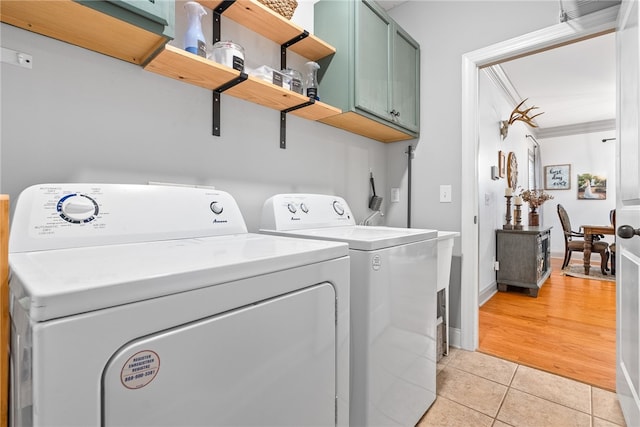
577 173 607 200
544 164 571 190
498 151 506 178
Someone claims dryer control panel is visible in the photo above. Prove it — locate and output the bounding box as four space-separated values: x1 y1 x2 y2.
261 194 356 231
10 183 248 253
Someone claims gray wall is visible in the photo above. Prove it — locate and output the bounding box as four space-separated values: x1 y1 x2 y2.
1 1 564 334
0 22 388 231
477 70 531 303
386 1 560 331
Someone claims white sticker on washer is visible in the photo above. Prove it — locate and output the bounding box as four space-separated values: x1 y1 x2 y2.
372 255 381 271
121 350 160 389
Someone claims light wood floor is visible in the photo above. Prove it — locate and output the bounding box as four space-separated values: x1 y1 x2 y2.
479 257 616 391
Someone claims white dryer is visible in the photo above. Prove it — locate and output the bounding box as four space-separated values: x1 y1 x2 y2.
261 194 438 426
9 184 350 427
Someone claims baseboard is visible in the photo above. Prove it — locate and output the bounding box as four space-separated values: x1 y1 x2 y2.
479 283 497 306
449 327 464 350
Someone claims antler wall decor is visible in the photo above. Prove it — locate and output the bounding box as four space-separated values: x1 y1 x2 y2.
500 98 544 139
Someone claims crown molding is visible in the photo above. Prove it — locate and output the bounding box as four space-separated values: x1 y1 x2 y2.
535 119 616 139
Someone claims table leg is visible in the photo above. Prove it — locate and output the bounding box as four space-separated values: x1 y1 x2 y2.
583 232 592 275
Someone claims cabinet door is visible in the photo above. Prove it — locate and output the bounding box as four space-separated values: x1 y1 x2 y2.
355 0 392 121
75 0 175 39
393 26 420 133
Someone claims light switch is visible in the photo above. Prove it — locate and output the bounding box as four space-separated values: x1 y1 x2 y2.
440 185 452 203
391 188 400 203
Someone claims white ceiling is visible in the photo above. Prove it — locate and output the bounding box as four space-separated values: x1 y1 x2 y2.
498 31 616 137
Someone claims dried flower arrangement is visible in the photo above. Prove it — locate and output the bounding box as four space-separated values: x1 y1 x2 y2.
519 188 554 208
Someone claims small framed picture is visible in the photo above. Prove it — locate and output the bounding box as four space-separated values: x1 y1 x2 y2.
498 151 506 178
544 164 571 190
577 173 607 200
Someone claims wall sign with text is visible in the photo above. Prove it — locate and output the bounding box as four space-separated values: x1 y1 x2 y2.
544 164 571 190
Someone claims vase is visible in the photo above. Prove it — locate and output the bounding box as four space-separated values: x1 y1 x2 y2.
529 206 539 226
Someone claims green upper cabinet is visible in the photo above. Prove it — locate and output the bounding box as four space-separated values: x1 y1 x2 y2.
392 25 420 133
315 0 420 142
354 1 392 123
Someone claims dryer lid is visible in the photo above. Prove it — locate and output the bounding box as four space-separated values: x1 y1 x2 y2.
9 232 348 322
261 225 437 251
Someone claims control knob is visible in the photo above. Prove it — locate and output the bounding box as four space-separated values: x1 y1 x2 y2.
210 201 224 215
287 203 297 214
58 194 99 223
333 201 345 216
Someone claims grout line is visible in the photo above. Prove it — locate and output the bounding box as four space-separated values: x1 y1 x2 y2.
437 355 607 424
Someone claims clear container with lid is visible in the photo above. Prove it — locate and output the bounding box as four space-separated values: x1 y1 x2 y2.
281 68 303 94
208 41 245 72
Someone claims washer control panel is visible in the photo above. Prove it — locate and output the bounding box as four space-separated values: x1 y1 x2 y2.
57 193 100 224
261 194 356 231
10 184 248 253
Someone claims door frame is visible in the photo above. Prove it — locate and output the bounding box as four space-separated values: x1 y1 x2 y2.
460 7 619 351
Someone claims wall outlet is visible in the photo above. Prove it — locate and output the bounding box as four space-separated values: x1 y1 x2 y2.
494 261 500 270
440 185 452 203
1 47 33 69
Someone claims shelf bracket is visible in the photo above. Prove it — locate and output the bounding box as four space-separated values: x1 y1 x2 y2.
280 98 315 149
213 1 235 43
212 72 248 136
281 30 309 70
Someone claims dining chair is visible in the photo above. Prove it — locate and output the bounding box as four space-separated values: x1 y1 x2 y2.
557 204 610 274
610 209 616 275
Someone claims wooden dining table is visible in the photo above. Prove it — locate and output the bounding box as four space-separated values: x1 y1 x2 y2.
581 224 615 275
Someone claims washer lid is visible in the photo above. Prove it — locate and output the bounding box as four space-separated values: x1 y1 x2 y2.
9 233 348 322
261 225 437 251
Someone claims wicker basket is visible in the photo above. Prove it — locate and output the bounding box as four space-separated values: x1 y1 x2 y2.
257 0 298 19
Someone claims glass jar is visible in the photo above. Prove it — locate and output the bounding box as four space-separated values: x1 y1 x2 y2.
209 41 245 72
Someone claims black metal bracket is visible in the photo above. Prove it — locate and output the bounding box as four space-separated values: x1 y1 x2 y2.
213 1 235 43
212 1 313 146
280 98 315 149
213 72 248 136
281 30 309 70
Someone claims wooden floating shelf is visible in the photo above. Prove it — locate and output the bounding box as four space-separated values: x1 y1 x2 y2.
0 0 167 65
145 45 341 120
201 0 336 61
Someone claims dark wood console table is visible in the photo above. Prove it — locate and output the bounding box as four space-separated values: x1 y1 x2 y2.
496 226 552 297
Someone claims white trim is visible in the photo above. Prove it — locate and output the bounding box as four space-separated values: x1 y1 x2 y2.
483 65 524 108
535 119 616 138
484 65 615 139
460 6 619 351
449 327 461 350
479 285 497 307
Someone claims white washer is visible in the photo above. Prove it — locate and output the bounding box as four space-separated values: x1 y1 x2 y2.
9 184 350 427
261 194 438 426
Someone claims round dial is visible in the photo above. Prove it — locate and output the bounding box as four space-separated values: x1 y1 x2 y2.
210 201 224 215
57 193 99 224
300 203 308 214
287 203 297 214
333 201 345 216
507 152 518 190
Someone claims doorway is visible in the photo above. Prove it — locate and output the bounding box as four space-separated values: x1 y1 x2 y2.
459 7 619 351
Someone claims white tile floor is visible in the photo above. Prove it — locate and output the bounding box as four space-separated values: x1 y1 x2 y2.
417 348 626 427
